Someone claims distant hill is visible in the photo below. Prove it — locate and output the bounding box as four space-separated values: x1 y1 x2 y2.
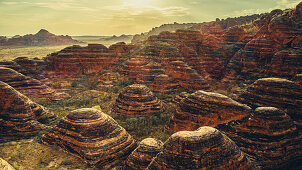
100 34 134 42
131 22 196 44
0 29 82 46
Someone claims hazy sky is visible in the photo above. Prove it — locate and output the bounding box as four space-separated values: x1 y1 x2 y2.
0 0 300 36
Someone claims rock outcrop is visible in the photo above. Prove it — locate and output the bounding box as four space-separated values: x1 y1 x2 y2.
0 158 15 170
124 138 163 170
98 72 120 87
268 49 302 78
147 126 257 169
172 92 190 106
237 78 302 128
0 81 54 141
165 61 210 91
167 90 251 132
113 84 162 116
150 74 179 93
46 43 133 76
0 67 57 100
42 108 136 169
218 107 302 169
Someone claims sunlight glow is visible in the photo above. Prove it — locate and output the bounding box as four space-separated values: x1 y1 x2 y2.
123 0 154 8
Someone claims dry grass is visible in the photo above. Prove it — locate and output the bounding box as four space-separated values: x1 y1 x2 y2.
0 139 87 170
0 46 69 61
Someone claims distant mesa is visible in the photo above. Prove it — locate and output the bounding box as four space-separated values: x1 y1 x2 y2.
42 108 136 169
147 126 257 169
0 29 82 46
0 81 55 142
113 84 163 116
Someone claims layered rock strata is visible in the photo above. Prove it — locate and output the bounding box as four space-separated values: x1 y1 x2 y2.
0 81 54 141
150 74 179 93
218 107 302 169
147 126 257 169
124 138 163 170
165 61 210 91
167 90 251 132
237 78 302 128
113 84 162 116
99 72 120 87
0 67 57 100
42 108 136 169
46 43 132 76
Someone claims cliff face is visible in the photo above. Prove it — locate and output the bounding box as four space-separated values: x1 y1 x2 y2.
45 43 134 76
1 29 81 46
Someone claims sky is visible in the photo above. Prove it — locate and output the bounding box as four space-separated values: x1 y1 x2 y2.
0 0 300 36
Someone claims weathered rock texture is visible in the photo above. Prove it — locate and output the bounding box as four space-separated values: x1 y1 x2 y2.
218 107 302 169
237 78 302 128
147 126 257 169
167 90 251 132
98 72 120 87
0 67 57 100
172 92 190 106
150 74 179 93
113 84 162 116
123 57 164 84
42 108 136 169
0 81 54 141
0 158 15 170
165 61 210 91
46 43 133 76
124 138 163 170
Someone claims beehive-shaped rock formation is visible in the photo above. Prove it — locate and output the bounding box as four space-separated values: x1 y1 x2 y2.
113 84 162 116
229 36 277 76
0 81 54 141
98 72 120 87
0 67 57 100
124 138 163 170
268 49 302 78
167 90 251 132
150 74 179 93
165 61 210 91
124 57 149 83
218 107 302 169
147 126 257 169
237 78 302 128
42 108 136 169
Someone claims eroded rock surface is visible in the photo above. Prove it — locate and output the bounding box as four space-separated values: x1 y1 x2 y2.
124 138 163 170
147 126 257 169
0 81 54 141
218 107 302 169
167 90 251 132
113 84 162 116
42 108 136 169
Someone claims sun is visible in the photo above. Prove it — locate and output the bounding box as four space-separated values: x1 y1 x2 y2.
124 0 154 8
